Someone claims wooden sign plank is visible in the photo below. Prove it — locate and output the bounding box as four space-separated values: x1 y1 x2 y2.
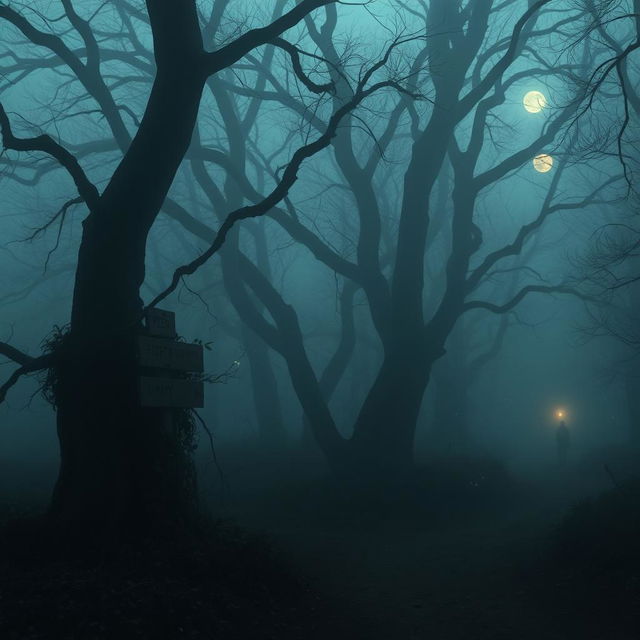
137 336 204 372
145 308 176 338
139 376 204 408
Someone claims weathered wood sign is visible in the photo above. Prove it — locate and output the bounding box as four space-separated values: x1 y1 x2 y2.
139 376 204 408
138 310 206 409
137 336 204 372
145 308 176 338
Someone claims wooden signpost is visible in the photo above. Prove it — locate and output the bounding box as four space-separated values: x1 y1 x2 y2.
138 308 205 409
144 308 176 338
137 336 204 372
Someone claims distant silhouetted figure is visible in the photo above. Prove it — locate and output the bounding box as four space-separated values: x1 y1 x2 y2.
556 420 570 466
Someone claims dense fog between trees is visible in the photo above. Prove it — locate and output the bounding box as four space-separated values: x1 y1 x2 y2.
1 0 635 491
1 1 640 637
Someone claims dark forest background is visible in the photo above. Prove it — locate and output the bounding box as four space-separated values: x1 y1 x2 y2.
1 1 640 638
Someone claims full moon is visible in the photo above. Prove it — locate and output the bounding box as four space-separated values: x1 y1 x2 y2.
533 154 553 173
523 90 547 113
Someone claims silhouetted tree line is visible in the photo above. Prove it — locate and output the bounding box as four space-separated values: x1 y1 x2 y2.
0 0 636 543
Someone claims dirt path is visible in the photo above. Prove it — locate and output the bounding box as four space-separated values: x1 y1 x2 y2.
268 516 549 639
237 501 627 640
4 461 628 639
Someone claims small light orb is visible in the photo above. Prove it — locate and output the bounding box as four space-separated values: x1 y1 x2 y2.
533 154 553 173
555 408 569 422
523 90 547 113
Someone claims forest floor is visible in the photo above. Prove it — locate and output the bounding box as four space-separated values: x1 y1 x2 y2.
1 452 639 639
237 505 610 640
215 453 639 640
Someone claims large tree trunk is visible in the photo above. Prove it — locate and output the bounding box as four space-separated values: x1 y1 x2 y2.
49 3 205 541
347 342 432 479
430 327 472 454
431 364 470 454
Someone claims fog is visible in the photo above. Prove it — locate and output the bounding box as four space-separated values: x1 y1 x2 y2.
1 1 639 638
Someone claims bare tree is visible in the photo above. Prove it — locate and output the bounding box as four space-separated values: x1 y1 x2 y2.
174 0 619 484
0 0 405 542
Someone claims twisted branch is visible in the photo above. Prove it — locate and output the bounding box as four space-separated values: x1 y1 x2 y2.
0 103 100 211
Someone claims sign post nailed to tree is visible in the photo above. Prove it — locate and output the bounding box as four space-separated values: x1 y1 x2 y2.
139 308 204 409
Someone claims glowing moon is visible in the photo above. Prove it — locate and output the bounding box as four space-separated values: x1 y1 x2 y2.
533 154 553 173
523 90 547 113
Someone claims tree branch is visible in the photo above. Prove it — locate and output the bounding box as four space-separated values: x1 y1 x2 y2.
458 0 552 118
463 284 588 315
205 0 336 75
0 103 100 211
467 175 621 291
272 37 335 94
148 78 408 309
0 344 53 404
0 341 33 367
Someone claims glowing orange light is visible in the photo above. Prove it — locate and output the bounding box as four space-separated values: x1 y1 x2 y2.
556 410 565 419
